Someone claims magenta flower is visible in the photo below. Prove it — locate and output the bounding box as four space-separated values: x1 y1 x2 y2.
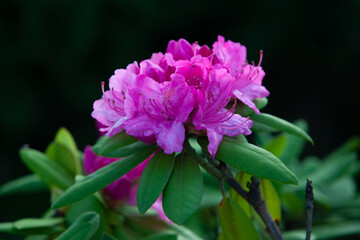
83 146 171 223
213 36 270 114
92 36 268 156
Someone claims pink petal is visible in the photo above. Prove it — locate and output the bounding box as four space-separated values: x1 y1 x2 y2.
157 121 185 154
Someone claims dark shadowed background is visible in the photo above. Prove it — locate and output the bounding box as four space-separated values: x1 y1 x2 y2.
1 0 359 229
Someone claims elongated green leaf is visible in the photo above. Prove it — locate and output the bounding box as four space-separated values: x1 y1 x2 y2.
205 137 298 184
25 236 48 240
169 223 203 240
324 136 360 161
0 220 64 235
163 146 204 224
142 232 177 240
0 174 47 197
312 221 360 239
52 145 156 209
260 179 281 224
13 218 63 230
219 197 261 240
137 150 175 214
54 127 78 156
46 142 80 176
20 148 74 190
0 222 17 234
309 153 357 187
66 194 106 240
92 131 138 156
101 233 118 240
236 98 268 117
279 120 308 167
56 212 100 240
263 134 287 157
99 141 150 158
250 113 314 144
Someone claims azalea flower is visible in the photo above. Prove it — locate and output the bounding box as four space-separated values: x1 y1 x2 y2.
92 36 269 156
83 146 171 223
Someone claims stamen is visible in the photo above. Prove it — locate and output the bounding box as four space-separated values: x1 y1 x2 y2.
101 82 105 94
220 117 251 130
111 88 124 102
150 98 165 114
258 50 263 66
107 98 125 115
204 100 237 124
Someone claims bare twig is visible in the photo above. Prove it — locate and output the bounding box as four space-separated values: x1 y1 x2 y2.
305 179 314 240
191 148 284 240
225 173 284 240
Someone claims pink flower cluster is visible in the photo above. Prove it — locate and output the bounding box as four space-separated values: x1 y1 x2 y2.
83 146 170 223
92 36 269 157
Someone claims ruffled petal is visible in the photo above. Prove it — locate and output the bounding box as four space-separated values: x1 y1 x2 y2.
157 121 185 154
207 128 223 159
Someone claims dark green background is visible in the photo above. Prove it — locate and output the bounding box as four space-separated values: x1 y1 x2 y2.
0 0 359 230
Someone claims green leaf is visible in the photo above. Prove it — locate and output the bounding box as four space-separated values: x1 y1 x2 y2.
263 134 287 157
312 221 360 239
250 113 314 144
163 145 204 224
142 232 177 240
219 197 261 240
54 127 78 156
20 148 74 190
13 218 64 230
260 179 281 224
137 150 175 214
52 145 156 209
56 212 100 240
169 224 203 240
92 131 139 157
207 137 298 184
49 127 81 176
66 194 106 240
0 174 47 197
0 218 64 235
277 120 308 166
101 233 118 240
46 142 80 176
309 153 357 187
0 222 14 233
236 98 268 117
98 140 149 158
324 136 360 160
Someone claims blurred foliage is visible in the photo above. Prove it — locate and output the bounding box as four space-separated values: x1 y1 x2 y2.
0 0 360 238
0 120 359 239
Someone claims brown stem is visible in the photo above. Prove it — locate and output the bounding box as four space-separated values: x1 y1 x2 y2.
305 179 314 240
224 173 284 240
192 151 284 240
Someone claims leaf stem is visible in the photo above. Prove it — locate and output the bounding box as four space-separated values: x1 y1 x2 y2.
305 179 314 240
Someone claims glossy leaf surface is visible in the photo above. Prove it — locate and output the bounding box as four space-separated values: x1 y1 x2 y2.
56 212 100 240
52 145 156 208
0 174 47 197
212 137 298 184
219 197 261 240
20 148 74 190
251 113 314 144
163 146 203 224
137 150 175 214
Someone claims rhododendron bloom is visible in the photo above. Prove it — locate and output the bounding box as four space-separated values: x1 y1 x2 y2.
83 146 170 223
92 36 269 156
